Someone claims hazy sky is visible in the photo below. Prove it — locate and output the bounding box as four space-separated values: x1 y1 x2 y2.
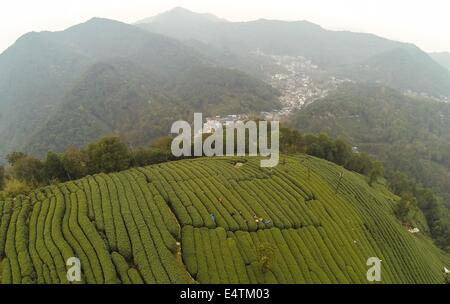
1 0 449 53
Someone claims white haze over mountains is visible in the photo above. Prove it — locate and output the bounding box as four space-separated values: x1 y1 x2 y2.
0 0 449 54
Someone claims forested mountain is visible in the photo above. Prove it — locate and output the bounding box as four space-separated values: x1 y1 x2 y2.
0 17 279 160
138 8 450 98
26 61 278 156
430 52 450 71
347 48 450 98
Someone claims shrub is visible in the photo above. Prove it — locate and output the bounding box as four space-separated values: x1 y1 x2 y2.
3 179 32 197
53 191 78 274
80 178 95 221
60 189 95 284
209 229 229 283
5 204 22 283
167 190 192 225
16 201 34 280
1 258 12 284
181 226 197 276
111 252 131 284
75 190 119 284
193 228 209 283
90 176 109 241
226 237 250 283
67 193 103 283
269 229 304 283
43 198 68 283
154 195 181 239
34 198 59 283
28 200 45 283
128 269 144 284
126 172 178 252
0 201 12 257
111 174 161 283
101 174 132 260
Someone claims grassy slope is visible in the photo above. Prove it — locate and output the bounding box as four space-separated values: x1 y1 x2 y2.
0 155 449 284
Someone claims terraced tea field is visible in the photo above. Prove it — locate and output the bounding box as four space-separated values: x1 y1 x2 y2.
0 155 449 284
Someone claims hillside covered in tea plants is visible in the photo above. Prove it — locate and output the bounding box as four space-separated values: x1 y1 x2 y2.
0 155 449 284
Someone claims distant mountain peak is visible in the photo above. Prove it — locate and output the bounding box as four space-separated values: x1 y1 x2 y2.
136 7 228 24
65 17 129 30
170 6 199 14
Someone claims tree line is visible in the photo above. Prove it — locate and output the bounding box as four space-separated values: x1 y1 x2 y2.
0 136 176 198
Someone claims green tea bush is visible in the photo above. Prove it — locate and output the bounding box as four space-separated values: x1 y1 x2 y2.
5 203 22 283
181 226 197 276
1 258 12 284
128 268 144 284
0 201 12 257
111 252 131 284
101 174 132 260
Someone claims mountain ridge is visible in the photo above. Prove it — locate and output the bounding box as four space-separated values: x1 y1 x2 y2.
136 7 229 25
137 7 450 98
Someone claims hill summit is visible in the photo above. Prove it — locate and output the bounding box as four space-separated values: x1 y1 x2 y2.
136 7 228 25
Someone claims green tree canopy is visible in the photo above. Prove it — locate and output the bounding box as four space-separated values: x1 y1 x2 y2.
61 146 89 180
44 151 67 182
10 156 45 184
86 137 131 173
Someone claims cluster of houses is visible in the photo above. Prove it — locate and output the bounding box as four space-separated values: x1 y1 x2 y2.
200 53 360 131
404 90 449 103
203 114 249 133
267 55 352 114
